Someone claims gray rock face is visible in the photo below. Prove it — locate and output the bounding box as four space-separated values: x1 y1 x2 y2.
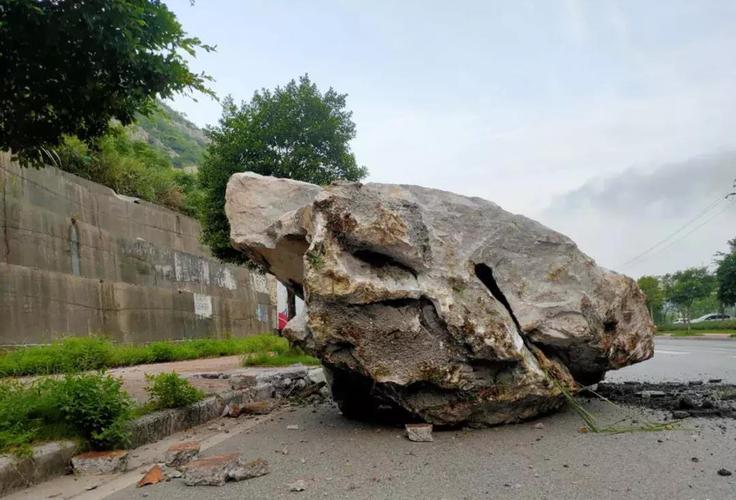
226 173 654 426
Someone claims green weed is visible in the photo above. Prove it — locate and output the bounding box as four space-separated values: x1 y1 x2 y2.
144 372 204 411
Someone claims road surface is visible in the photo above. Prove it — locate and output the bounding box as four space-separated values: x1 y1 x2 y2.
102 338 736 500
12 337 736 500
607 337 736 383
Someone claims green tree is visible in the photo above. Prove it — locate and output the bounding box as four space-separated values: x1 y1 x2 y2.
716 238 736 307
637 275 664 323
662 267 716 327
199 75 368 264
0 0 213 166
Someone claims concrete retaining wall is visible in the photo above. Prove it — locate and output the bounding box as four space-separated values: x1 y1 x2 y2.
0 154 276 345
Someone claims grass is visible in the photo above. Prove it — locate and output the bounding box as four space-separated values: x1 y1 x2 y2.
657 330 736 336
0 334 305 377
660 331 705 337
243 350 319 367
547 372 677 434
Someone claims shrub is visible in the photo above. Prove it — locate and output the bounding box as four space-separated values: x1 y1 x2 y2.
54 373 133 450
144 372 204 410
0 373 133 454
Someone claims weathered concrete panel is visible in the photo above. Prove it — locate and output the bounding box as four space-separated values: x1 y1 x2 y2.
0 154 276 345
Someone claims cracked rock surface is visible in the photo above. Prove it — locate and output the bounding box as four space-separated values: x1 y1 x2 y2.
226 172 654 426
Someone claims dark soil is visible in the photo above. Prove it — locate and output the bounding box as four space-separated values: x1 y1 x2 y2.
590 381 736 419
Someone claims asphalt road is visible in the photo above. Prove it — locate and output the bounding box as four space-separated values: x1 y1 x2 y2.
106 401 736 500
607 337 736 383
104 338 736 500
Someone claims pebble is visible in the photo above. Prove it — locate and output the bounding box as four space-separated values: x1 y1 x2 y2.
288 479 307 492
287 425 300 430
533 422 544 430
717 468 732 477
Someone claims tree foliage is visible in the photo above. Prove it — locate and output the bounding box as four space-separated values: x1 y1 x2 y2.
0 0 213 166
661 267 716 323
200 75 368 263
716 240 736 307
637 275 664 320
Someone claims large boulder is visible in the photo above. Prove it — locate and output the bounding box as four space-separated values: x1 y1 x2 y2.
225 173 654 426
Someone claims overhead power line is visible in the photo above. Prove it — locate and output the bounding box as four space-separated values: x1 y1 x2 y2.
619 196 725 269
638 202 734 264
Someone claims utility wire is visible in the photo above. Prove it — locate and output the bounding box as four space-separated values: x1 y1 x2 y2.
636 202 734 265
619 196 725 268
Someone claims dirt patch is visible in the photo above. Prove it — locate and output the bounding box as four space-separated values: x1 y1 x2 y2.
592 381 736 419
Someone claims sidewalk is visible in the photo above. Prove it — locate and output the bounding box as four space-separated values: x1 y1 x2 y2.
108 355 244 403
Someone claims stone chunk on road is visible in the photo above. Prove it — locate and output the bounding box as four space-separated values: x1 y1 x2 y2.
183 454 240 486
71 450 129 474
228 457 270 481
406 423 434 442
165 441 200 467
288 479 307 492
183 454 270 486
242 400 278 415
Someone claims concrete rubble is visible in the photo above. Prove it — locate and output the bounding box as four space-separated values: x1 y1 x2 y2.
164 441 200 467
182 453 270 486
226 172 655 426
71 450 129 474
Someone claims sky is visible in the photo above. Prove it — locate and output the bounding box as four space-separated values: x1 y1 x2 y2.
165 0 736 277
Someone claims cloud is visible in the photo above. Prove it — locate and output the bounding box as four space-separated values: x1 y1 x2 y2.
539 153 736 277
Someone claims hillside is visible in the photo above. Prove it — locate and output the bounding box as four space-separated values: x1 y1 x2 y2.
131 102 208 169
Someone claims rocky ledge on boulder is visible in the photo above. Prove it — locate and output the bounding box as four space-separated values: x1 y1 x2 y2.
225 172 654 426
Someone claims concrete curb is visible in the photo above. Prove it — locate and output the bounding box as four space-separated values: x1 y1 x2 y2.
0 441 77 497
128 389 252 448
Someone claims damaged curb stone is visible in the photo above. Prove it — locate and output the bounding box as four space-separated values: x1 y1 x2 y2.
71 450 129 474
165 442 200 467
405 423 434 442
0 440 78 497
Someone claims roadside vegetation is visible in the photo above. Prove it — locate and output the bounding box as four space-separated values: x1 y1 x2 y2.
0 371 209 456
243 349 319 367
638 236 736 330
656 319 736 334
56 125 203 217
0 373 133 456
0 335 317 378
